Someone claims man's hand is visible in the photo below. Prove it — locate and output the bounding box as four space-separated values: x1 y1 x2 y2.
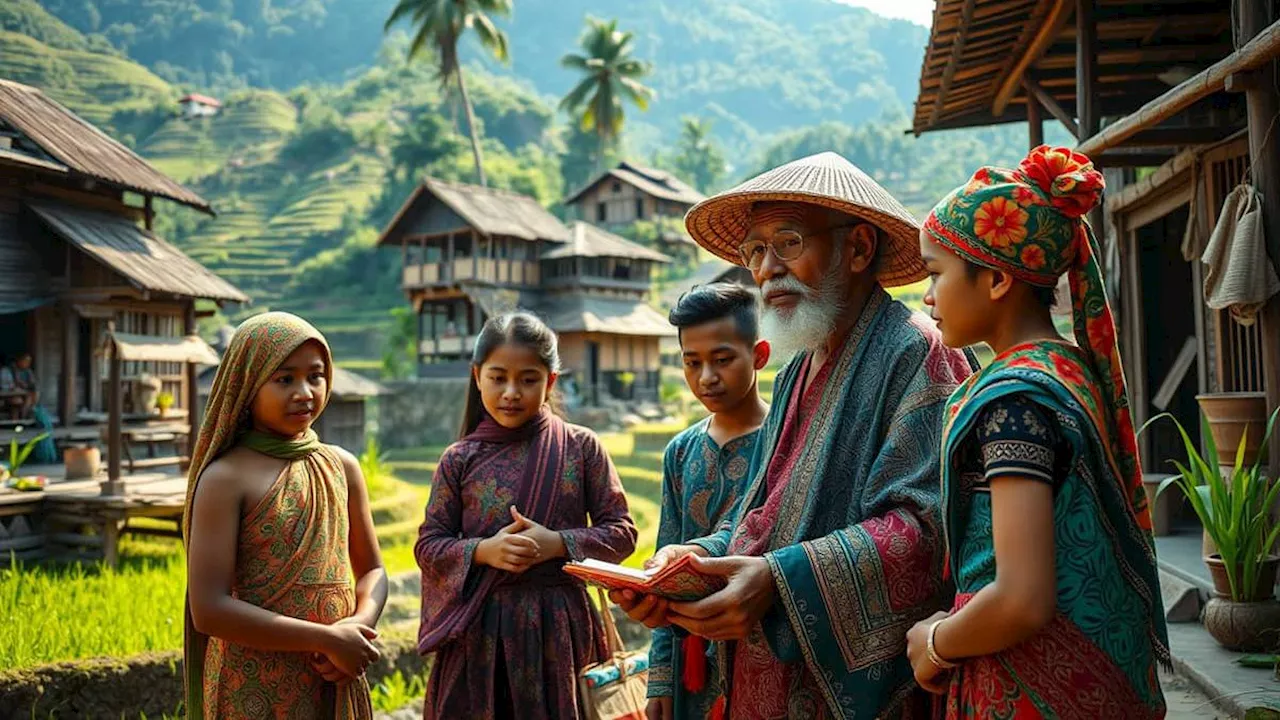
644 543 705 571
646 696 673 720
609 544 707 628
667 555 774 640
906 611 952 695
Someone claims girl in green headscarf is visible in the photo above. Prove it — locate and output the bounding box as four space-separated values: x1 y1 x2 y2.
905 147 1168 718
184 312 386 719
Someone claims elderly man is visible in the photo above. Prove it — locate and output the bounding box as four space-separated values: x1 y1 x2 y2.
614 152 976 719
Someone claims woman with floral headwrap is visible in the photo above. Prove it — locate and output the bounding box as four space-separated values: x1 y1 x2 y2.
904 147 1169 719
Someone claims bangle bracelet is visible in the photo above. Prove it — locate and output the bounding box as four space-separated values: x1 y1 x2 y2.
927 619 959 671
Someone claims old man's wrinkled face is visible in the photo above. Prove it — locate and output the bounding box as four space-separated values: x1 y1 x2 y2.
743 203 851 359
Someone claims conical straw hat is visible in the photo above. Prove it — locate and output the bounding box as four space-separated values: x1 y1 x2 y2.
684 152 926 288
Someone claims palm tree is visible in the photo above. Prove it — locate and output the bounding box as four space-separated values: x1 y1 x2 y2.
672 116 725 192
559 18 655 168
384 0 512 186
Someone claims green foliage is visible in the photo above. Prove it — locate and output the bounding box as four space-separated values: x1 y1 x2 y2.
657 116 726 193
559 17 655 159
1144 407 1280 602
0 0 96 52
359 435 396 500
381 307 419 381
370 669 427 712
0 553 186 670
5 428 51 478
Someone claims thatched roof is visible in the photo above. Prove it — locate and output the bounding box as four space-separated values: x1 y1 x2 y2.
564 162 705 206
0 79 213 213
542 222 672 263
912 0 1235 135
378 177 570 245
28 199 247 303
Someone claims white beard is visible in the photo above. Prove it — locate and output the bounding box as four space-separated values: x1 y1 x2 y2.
759 262 847 361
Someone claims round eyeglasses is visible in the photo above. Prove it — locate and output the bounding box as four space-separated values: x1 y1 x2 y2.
736 224 855 270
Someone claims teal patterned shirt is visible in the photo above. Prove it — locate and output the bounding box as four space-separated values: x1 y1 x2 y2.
648 417 759 716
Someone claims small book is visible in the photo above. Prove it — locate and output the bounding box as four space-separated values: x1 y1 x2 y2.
563 555 726 601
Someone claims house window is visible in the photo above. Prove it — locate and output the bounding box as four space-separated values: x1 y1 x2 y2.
597 202 607 222
635 198 645 220
612 181 622 193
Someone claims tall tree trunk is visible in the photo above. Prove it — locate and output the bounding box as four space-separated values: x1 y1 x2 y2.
456 66 487 187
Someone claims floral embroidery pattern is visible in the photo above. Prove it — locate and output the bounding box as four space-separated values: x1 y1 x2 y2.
973 196 1029 249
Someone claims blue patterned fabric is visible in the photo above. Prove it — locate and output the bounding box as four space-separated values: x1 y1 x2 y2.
648 418 758 716
942 350 1169 710
689 289 977 719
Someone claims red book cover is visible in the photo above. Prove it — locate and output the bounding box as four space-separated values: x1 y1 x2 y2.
563 555 727 601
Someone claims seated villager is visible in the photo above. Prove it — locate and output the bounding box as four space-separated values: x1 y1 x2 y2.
613 151 977 719
906 145 1168 719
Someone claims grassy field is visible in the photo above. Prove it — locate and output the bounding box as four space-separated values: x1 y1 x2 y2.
0 426 682 671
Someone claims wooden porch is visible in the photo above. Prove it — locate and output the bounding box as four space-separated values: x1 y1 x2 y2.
0 463 185 568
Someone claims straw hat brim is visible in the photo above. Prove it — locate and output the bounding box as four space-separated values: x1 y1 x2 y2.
685 190 928 288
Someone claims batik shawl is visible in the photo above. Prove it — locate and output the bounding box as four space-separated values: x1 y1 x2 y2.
182 311 372 719
649 418 758 718
415 408 638 719
690 290 975 718
939 341 1168 719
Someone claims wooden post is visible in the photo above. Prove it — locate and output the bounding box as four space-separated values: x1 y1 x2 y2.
1076 0 1105 240
143 195 154 232
1076 0 1099 141
1025 82 1044 149
60 303 76 427
104 325 123 494
1238 0 1280 479
446 233 455 283
472 231 479 280
184 302 198 459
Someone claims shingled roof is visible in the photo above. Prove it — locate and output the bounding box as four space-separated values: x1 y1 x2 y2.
563 162 705 206
378 177 570 245
542 222 672 263
0 79 212 213
29 200 247 302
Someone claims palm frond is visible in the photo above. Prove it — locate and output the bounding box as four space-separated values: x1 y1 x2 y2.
470 13 510 63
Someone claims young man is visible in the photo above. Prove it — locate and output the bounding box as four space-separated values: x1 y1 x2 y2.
907 146 1167 717
647 282 770 720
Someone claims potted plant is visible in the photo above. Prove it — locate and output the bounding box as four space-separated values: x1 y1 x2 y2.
135 374 162 414
3 426 51 492
156 391 175 417
1148 406 1280 651
1196 392 1269 466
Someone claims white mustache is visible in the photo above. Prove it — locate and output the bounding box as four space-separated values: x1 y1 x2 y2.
761 275 814 298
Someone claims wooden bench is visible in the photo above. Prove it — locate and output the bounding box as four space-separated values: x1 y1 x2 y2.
121 429 190 473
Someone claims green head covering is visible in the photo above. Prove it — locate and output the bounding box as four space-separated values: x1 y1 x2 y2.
925 145 1151 534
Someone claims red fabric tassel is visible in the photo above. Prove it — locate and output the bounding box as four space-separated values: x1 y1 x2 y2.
681 634 707 693
709 695 727 720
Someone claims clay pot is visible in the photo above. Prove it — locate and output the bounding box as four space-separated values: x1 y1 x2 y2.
1196 392 1269 467
63 445 100 480
1203 595 1280 651
1205 554 1279 601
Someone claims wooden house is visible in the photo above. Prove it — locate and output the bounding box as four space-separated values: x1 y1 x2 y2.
912 0 1280 512
378 179 676 404
0 78 246 483
563 162 705 263
0 79 245 566
178 93 221 119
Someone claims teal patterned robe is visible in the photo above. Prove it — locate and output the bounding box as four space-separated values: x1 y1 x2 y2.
649 418 759 718
690 290 977 719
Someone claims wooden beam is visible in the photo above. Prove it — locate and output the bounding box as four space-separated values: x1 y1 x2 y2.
1238 0 1280 482
143 195 153 232
1076 0 1100 141
993 0 1070 116
1024 73 1080 138
60 303 76 429
1120 126 1240 147
184 301 198 456
1094 151 1178 168
930 0 978 127
106 325 122 489
1026 80 1044 148
1078 18 1280 156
